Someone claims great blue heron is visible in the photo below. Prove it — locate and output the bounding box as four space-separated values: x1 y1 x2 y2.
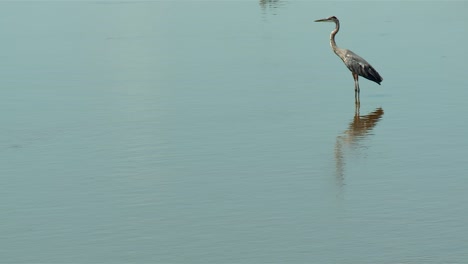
315 16 383 103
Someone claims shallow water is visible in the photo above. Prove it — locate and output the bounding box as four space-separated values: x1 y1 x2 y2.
1 1 468 263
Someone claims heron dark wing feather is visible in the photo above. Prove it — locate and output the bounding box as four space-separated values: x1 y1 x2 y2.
345 50 383 85
357 63 383 85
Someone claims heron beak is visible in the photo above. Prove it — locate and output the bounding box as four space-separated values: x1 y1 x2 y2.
314 18 328 22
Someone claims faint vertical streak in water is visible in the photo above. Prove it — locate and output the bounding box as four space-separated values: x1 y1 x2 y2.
334 136 345 190
334 105 384 192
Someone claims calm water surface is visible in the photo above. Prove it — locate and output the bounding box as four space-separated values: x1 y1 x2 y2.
1 1 468 263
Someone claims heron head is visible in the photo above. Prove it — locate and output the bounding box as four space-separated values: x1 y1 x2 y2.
315 16 339 23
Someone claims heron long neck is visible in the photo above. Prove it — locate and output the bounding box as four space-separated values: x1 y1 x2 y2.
330 20 340 54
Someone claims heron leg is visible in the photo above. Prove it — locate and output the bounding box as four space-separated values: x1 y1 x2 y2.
353 73 360 104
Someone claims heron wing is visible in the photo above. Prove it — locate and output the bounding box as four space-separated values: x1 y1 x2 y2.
344 50 383 84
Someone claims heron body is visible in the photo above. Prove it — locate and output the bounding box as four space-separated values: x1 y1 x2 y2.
315 16 383 103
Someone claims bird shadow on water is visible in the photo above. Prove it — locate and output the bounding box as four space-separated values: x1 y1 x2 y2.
334 104 384 192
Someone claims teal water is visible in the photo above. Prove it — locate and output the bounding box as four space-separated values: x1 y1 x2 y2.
1 1 468 263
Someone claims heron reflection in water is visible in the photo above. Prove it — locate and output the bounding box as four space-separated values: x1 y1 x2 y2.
259 0 282 9
334 105 384 187
259 0 285 15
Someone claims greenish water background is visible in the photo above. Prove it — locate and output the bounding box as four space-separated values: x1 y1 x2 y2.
1 1 468 263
